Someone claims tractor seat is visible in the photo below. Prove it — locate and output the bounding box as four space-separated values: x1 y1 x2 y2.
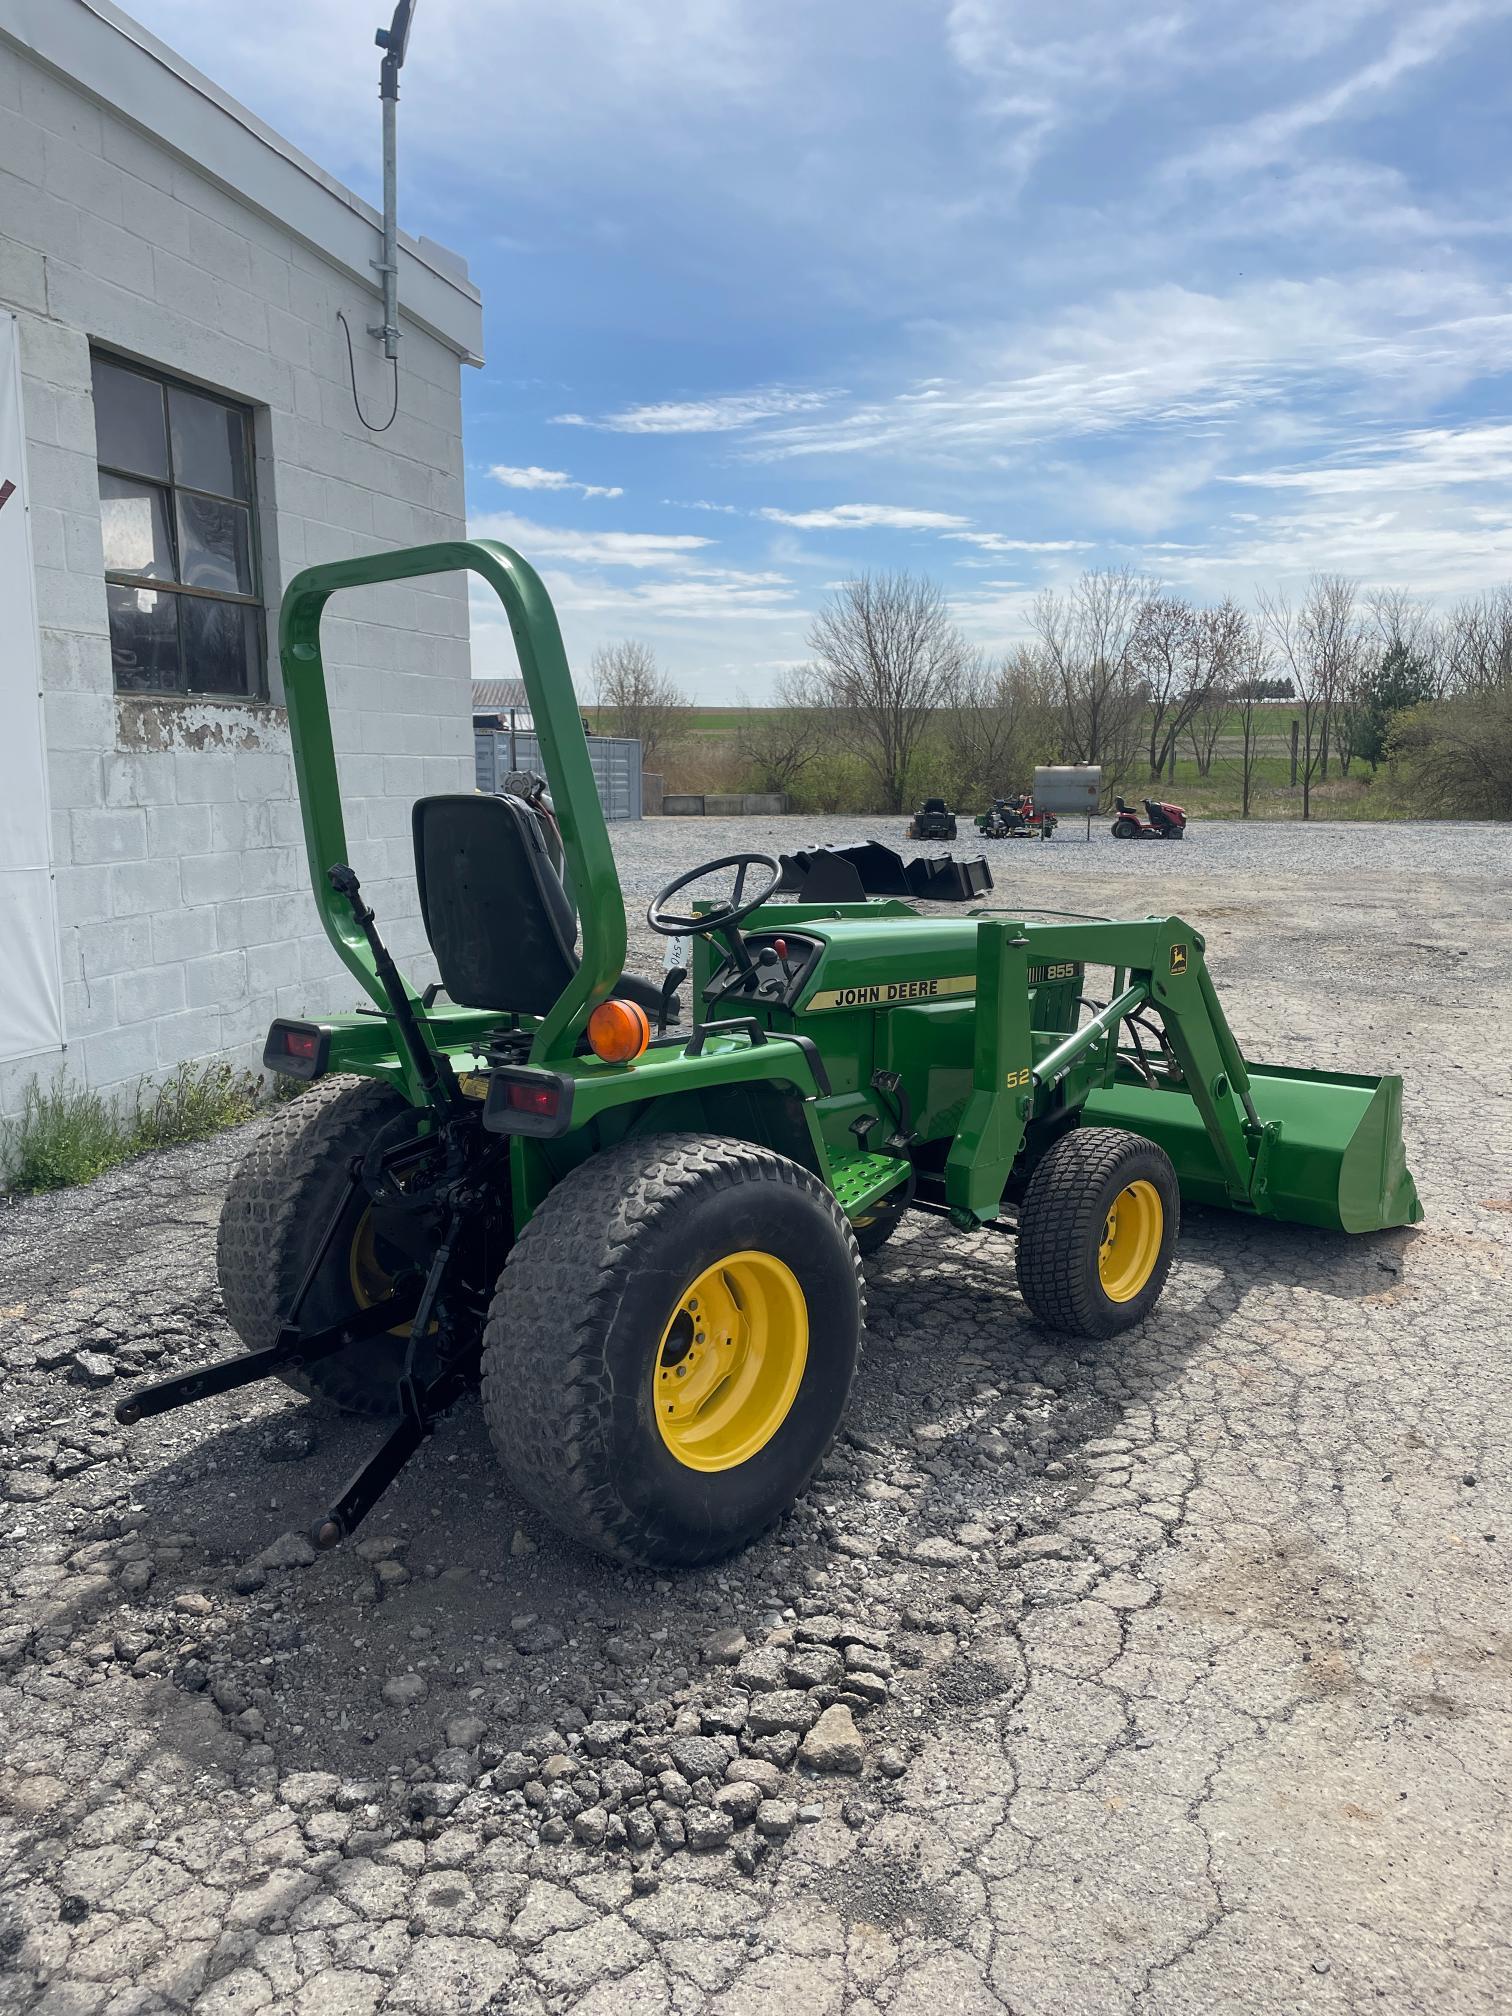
412 793 667 1021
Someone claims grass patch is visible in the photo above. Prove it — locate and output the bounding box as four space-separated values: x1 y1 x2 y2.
3 1060 265 1196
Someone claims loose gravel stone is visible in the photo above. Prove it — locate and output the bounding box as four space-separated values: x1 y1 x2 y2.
382 1674 428 1708
799 1704 864 1773
685 1804 735 1850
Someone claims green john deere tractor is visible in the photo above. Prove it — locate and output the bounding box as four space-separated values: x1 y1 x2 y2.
116 541 1421 1570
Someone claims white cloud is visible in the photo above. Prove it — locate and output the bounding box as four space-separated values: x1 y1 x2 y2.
469 510 713 570
555 388 838 434
1168 1 1507 184
488 464 623 499
746 274 1512 471
944 531 1092 552
757 503 972 530
663 498 741 513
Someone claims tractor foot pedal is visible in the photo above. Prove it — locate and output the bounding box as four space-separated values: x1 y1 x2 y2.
114 1288 423 1426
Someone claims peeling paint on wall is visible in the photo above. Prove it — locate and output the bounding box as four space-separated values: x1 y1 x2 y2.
116 697 289 754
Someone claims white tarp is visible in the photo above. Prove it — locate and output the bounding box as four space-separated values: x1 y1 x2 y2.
0 314 66 1068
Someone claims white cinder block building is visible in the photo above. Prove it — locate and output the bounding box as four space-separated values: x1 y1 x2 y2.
0 0 483 1124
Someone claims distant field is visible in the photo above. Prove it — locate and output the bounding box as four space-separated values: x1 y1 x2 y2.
587 703 1405 821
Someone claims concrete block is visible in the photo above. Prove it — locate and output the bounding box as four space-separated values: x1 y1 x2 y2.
103 751 177 809
246 937 301 993
179 852 243 905
52 863 112 929
155 1008 223 1069
19 63 103 151
77 1021 159 1091
219 894 286 949
77 210 156 300
45 750 103 814
173 752 239 804
45 691 116 752
233 749 293 803
146 804 214 859
69 807 146 866
240 847 299 897
151 906 218 965
0 237 46 313
76 917 153 979
63 507 106 578
185 950 248 1010
100 117 177 194
115 963 187 1025
108 857 180 918
31 561 110 636
40 626 113 697
62 975 118 1039
16 310 92 390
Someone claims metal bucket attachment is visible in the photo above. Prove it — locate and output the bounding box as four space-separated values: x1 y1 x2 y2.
1084 1063 1421 1234
906 854 994 902
776 843 993 904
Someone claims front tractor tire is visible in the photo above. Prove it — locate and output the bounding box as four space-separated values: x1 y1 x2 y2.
1016 1126 1179 1338
482 1134 863 1569
217 1075 418 1417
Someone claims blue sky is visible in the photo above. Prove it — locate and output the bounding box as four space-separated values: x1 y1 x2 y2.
132 0 1512 699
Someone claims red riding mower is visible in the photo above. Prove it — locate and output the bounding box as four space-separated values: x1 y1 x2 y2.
1112 796 1187 840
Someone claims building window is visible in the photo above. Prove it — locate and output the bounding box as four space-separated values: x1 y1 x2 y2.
91 353 265 699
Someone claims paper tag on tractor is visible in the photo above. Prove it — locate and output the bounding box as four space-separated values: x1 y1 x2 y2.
663 935 689 971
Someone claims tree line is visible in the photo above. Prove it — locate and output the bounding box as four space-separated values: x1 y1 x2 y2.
588 571 1512 820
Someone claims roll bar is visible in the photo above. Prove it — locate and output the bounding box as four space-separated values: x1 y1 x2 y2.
278 538 627 1066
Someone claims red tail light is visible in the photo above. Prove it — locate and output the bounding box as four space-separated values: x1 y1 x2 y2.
507 1080 560 1118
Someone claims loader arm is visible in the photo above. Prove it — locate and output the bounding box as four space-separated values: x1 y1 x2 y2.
943 915 1419 1234
278 539 625 1070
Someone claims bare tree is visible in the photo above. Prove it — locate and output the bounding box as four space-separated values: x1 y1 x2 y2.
808 572 967 812
1132 594 1203 780
1185 679 1229 778
938 645 1057 802
1442 587 1512 696
1258 574 1359 819
1179 600 1246 777
1033 569 1150 780
590 640 686 769
736 668 826 797
1228 615 1272 819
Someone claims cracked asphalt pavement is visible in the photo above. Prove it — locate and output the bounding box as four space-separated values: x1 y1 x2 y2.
1 817 1509 2015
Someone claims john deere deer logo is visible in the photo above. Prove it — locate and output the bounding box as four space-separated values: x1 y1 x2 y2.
1169 943 1189 976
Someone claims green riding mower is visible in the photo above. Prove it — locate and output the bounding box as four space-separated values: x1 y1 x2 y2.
116 541 1421 1570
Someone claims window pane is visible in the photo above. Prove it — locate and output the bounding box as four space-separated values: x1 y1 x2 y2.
182 595 259 697
176 492 253 594
99 474 175 579
92 358 169 480
107 584 180 693
168 384 250 499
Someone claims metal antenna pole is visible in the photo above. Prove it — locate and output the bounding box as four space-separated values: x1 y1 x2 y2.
370 2 416 359
371 61 400 358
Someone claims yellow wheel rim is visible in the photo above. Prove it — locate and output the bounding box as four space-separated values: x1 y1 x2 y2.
653 1251 808 1473
348 1208 416 1337
1097 1180 1164 1302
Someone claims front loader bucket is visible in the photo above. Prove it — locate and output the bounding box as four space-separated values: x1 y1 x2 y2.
1084 1063 1421 1234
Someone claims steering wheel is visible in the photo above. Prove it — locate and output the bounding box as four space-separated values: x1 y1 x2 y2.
647 853 781 936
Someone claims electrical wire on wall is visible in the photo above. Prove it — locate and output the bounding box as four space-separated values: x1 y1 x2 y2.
337 309 400 432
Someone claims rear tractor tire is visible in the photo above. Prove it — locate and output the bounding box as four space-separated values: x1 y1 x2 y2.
217 1074 423 1418
481 1133 863 1568
1015 1126 1179 1338
1112 817 1139 839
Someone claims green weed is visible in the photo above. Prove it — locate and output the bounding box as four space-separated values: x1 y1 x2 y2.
3 1060 269 1195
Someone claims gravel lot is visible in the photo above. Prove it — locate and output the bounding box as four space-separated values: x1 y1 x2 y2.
1 815 1509 2016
